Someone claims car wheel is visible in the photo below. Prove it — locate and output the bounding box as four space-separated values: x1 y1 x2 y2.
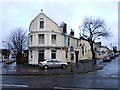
61 64 66 68
44 65 48 69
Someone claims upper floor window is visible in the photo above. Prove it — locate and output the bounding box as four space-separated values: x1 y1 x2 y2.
30 35 33 45
68 38 70 46
40 18 44 29
38 34 44 44
52 35 56 44
77 40 79 47
85 46 87 53
82 46 84 55
30 50 33 58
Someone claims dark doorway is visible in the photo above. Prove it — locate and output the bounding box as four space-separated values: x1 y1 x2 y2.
38 50 44 62
75 53 78 63
75 51 79 64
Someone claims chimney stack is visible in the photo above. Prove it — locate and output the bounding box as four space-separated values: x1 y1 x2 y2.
59 22 67 34
63 23 67 33
70 29 74 36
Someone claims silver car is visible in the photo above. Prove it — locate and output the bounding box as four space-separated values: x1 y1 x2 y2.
39 59 68 69
103 55 111 62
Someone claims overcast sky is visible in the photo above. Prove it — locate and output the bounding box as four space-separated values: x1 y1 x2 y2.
0 0 119 49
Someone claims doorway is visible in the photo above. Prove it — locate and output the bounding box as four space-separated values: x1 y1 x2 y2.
38 50 44 62
75 51 79 64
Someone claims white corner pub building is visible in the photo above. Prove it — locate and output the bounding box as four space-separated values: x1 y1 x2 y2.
28 10 92 65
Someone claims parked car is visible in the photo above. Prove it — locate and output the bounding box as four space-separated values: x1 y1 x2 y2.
6 60 13 64
115 53 119 57
39 59 68 69
103 55 111 62
5 58 16 64
1 58 8 62
109 54 115 59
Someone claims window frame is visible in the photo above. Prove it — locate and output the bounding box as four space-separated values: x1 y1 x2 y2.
39 18 44 29
77 40 79 47
38 34 44 44
51 50 56 59
51 34 56 44
30 35 33 45
30 50 33 59
82 46 84 55
66 51 68 58
68 38 70 46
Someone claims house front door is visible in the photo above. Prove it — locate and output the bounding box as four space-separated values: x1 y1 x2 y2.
38 50 44 62
75 51 79 64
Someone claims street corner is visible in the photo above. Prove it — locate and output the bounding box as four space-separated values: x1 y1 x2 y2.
1 64 106 77
95 63 106 70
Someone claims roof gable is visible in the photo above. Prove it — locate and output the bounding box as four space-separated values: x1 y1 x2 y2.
29 12 59 30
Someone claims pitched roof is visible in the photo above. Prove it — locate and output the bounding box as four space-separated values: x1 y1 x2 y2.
62 33 79 40
0 49 10 55
79 36 88 41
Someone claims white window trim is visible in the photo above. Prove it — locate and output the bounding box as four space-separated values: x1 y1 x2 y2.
30 35 33 45
38 18 45 31
38 34 45 45
30 50 33 59
51 34 57 45
51 50 56 59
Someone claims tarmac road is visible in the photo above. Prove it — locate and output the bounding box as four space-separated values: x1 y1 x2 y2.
1 56 120 89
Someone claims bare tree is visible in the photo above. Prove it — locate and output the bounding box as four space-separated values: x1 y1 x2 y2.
80 17 110 64
6 28 27 63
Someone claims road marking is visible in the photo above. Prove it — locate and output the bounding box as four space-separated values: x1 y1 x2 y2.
0 84 28 87
54 87 81 90
1 74 76 77
54 87 105 90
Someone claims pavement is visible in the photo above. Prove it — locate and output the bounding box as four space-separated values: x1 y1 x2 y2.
1 59 105 76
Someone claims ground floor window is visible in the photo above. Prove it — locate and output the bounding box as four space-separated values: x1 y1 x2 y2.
66 51 68 58
71 54 74 60
51 50 56 59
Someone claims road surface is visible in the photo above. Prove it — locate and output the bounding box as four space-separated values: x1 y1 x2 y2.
1 56 120 89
